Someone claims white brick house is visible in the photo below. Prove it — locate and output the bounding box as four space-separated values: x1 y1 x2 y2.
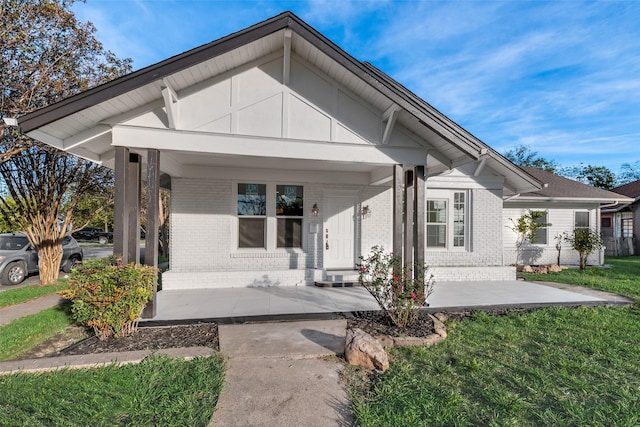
18 12 547 299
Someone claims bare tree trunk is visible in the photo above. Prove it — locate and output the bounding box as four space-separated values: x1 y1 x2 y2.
37 243 63 285
21 212 70 285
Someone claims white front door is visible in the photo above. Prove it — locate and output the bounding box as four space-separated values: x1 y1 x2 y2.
324 194 356 269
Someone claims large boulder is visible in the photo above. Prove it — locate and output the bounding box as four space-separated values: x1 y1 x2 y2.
345 328 389 372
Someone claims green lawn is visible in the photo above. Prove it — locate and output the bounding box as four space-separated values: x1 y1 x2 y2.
0 282 66 308
522 256 640 303
0 354 225 427
0 305 74 361
350 257 640 426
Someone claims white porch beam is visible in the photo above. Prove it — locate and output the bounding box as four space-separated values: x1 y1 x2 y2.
63 125 111 150
283 29 292 85
382 105 400 145
112 125 427 166
369 166 393 185
161 78 179 130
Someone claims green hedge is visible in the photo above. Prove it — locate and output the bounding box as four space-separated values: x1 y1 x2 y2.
59 256 157 340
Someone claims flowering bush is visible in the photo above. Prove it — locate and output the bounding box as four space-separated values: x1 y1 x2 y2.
358 246 434 328
58 256 157 340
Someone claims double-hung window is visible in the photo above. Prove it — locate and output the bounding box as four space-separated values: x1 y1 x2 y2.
237 183 303 249
276 185 303 248
237 183 267 248
575 211 590 231
531 211 549 245
426 190 467 250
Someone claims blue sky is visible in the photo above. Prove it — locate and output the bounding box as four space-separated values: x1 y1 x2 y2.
72 0 640 174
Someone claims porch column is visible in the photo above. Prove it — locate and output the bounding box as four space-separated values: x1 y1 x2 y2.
393 165 404 260
413 165 426 272
404 169 414 266
113 147 128 259
142 149 160 319
113 147 141 265
125 153 141 264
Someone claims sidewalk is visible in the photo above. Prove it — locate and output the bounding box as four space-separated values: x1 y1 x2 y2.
210 319 352 427
0 293 65 326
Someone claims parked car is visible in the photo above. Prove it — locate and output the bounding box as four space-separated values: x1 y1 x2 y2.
72 227 113 244
0 233 83 285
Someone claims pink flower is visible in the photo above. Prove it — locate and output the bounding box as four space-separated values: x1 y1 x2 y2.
411 292 416 300
360 267 365 273
394 276 400 282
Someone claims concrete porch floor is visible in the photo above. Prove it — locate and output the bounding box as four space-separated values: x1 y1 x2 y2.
144 280 630 324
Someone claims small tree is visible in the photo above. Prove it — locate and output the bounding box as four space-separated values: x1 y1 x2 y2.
509 210 551 267
358 246 434 328
565 228 603 270
554 232 568 265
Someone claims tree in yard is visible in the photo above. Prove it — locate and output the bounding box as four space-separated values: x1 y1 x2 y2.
503 144 559 173
618 160 640 185
509 210 551 267
565 228 603 270
0 0 131 284
561 164 617 190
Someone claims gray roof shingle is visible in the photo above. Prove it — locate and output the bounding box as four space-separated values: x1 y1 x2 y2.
520 166 630 201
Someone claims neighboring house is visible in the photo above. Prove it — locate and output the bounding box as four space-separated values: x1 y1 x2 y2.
601 180 640 256
16 12 548 298
503 167 632 266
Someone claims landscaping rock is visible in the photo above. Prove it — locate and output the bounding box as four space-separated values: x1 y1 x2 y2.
345 328 389 372
521 265 534 273
548 264 562 273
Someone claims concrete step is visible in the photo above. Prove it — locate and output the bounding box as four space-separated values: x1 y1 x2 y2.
315 270 360 287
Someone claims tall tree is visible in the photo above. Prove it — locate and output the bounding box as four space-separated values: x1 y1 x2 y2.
503 144 559 173
618 160 640 185
0 0 131 284
561 164 617 190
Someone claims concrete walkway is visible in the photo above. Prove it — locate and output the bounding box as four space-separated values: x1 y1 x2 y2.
0 294 66 326
210 320 352 426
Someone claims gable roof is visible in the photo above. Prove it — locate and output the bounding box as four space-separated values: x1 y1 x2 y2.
611 180 640 199
17 11 541 194
516 167 633 203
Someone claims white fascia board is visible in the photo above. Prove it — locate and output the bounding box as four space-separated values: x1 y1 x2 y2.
111 125 426 165
27 130 64 149
508 196 635 204
63 125 111 150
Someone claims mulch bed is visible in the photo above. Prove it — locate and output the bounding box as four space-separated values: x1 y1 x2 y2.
57 311 438 356
60 323 219 356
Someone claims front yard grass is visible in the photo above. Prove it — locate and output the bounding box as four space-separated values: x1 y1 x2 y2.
0 282 65 308
0 305 74 361
522 256 640 303
0 354 225 427
350 257 640 426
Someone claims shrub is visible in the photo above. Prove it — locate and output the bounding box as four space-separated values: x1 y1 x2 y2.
357 246 434 328
58 256 157 340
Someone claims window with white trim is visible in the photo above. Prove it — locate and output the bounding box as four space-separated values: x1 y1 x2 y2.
237 183 266 248
237 183 304 249
622 213 633 238
575 211 590 230
276 185 303 248
531 211 548 245
426 190 467 249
